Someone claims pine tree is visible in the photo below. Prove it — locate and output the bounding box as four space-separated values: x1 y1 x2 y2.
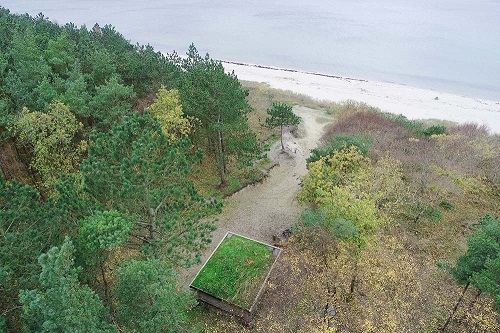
114 259 195 333
440 215 500 331
19 237 115 333
80 112 220 265
177 45 259 185
265 101 301 151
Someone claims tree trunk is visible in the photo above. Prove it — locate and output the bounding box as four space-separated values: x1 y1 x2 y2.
216 131 226 185
412 205 425 225
207 127 217 155
280 124 284 150
216 113 227 185
440 281 470 332
220 132 227 176
100 263 112 312
346 259 358 303
0 159 5 179
457 289 482 324
148 207 156 241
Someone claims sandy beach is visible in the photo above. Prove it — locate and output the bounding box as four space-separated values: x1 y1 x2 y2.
223 62 500 134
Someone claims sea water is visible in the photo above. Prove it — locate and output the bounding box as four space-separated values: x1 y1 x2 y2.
2 0 500 100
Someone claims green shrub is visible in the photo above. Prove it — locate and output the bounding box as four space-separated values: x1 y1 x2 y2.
298 208 327 228
406 205 443 225
439 200 454 211
325 217 359 239
382 113 447 137
425 206 443 221
306 134 371 168
422 125 447 137
383 113 424 133
297 208 359 240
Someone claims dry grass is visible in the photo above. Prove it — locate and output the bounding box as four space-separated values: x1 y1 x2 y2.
311 109 500 331
242 81 343 143
242 80 343 113
450 122 491 138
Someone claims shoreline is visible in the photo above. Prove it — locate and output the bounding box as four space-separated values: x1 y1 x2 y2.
221 60 369 83
221 61 500 134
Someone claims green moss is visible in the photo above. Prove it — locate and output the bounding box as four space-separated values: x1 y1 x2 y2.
191 234 276 309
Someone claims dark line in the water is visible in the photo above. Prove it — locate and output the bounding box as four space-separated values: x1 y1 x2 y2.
220 60 369 83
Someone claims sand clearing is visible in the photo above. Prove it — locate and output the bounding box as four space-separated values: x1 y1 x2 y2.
224 62 500 134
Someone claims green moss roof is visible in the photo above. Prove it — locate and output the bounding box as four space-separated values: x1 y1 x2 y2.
191 234 278 309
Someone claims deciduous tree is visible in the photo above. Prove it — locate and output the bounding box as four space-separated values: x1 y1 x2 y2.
10 101 87 190
147 86 194 144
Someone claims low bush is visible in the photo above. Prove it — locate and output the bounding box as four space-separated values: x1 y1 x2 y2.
422 124 447 137
383 113 424 133
306 134 371 167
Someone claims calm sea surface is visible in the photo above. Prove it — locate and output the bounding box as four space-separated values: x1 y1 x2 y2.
2 0 500 100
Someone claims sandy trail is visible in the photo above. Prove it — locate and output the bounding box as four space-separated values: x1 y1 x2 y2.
181 106 333 285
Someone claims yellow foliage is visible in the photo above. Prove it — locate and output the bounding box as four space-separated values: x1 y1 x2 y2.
191 111 500 332
11 101 87 189
312 325 337 333
364 154 406 214
300 146 370 206
433 166 489 195
322 186 379 239
461 299 500 332
148 86 195 143
300 146 385 244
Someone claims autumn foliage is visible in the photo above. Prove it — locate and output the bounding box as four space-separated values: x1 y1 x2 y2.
197 107 500 332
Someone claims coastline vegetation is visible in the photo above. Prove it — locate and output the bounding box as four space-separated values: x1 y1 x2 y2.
0 7 499 333
204 102 499 333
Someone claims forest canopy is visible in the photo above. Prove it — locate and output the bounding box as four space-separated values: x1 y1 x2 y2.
0 7 257 332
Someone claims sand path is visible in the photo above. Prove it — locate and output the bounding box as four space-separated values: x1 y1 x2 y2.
181 106 333 285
